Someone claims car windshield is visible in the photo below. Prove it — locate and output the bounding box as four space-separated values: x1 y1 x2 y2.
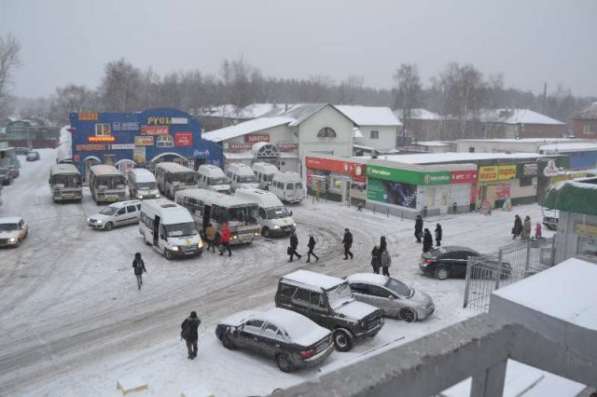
385 278 413 297
327 282 354 309
137 182 156 189
0 223 18 231
168 172 195 184
264 174 274 181
165 222 197 237
265 206 291 219
238 175 257 183
99 206 118 215
208 176 229 185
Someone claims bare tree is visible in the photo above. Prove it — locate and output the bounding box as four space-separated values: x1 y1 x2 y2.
393 64 422 136
338 75 365 104
48 84 98 123
99 58 143 112
0 34 21 118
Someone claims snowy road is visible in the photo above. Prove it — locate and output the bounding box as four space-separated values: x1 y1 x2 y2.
0 150 550 396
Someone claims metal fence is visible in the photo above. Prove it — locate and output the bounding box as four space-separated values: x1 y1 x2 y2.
463 237 555 312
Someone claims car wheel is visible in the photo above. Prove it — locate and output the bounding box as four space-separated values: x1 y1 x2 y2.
222 335 236 350
275 353 293 373
104 222 113 231
164 249 173 260
262 227 270 238
333 329 354 352
435 267 449 280
399 308 417 323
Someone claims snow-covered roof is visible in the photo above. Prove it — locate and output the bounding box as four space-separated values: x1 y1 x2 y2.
457 138 578 144
394 108 442 121
539 142 597 153
128 168 156 183
273 171 301 183
352 127 364 138
480 109 565 125
234 188 284 208
336 105 401 127
224 151 297 160
414 141 451 147
176 188 254 208
573 101 597 120
378 152 542 165
347 273 389 286
155 162 194 173
282 270 344 290
198 103 296 119
493 257 597 331
90 164 123 176
202 116 293 143
0 217 22 224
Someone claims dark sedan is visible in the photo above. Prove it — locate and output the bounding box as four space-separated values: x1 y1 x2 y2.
215 308 334 372
26 151 40 161
420 246 511 280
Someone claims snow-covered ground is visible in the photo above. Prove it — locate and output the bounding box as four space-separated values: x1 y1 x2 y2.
0 149 569 396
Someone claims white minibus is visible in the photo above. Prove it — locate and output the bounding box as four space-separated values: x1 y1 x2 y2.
252 162 279 190
226 162 259 191
234 188 296 237
89 165 127 204
154 162 196 199
128 168 159 199
270 171 305 204
196 164 232 194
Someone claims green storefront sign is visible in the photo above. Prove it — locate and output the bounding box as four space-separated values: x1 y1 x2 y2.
366 164 450 185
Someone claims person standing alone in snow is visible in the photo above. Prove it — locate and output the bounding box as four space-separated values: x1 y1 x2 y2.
422 229 433 253
342 228 354 260
435 223 443 247
414 215 423 243
288 231 301 262
512 215 523 239
132 252 147 290
379 236 391 276
306 235 319 263
219 222 232 256
181 311 201 359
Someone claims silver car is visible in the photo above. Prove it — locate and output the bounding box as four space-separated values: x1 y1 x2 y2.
87 200 141 231
346 273 434 322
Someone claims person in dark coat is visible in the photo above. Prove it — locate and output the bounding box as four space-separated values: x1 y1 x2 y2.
422 229 433 253
434 224 443 247
132 252 147 290
414 215 423 243
181 311 201 359
288 232 301 262
306 235 319 263
371 245 381 274
512 215 523 239
342 228 354 260
379 236 391 276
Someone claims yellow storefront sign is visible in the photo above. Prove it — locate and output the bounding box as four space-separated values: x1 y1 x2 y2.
478 166 498 182
497 165 517 180
576 224 597 237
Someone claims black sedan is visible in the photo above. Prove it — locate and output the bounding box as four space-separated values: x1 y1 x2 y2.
420 246 511 280
215 308 334 372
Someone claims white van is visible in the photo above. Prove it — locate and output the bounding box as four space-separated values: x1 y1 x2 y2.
87 200 141 231
127 168 159 200
234 188 296 237
154 162 196 199
196 164 232 194
226 163 259 191
139 199 203 259
252 162 279 190
270 171 305 204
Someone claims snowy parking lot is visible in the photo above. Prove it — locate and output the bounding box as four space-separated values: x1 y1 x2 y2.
0 149 551 396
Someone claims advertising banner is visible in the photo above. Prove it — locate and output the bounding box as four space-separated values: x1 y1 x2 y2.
110 144 135 150
367 178 417 208
366 164 450 185
227 142 252 152
156 135 174 148
175 132 193 147
245 134 270 144
497 165 517 180
478 166 498 182
75 144 106 152
522 163 538 177
141 125 169 136
451 170 477 184
277 143 298 152
88 136 115 143
133 147 146 164
306 156 366 182
134 136 154 146
112 122 139 132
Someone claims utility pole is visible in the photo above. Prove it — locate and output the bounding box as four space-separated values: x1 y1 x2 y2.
542 82 547 114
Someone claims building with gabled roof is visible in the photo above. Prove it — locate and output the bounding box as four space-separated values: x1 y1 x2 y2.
570 101 597 139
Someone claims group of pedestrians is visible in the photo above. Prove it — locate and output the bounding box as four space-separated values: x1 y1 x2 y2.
512 215 542 240
204 222 232 256
371 236 392 276
287 228 355 263
415 215 443 253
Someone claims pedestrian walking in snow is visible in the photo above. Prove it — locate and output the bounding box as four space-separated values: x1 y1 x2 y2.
379 236 391 276
181 311 201 359
414 215 423 243
371 245 381 274
522 216 532 241
512 215 523 239
535 222 542 240
288 231 301 262
422 229 433 253
435 223 443 247
342 228 354 260
132 252 147 290
219 222 232 257
306 235 319 263
205 223 217 253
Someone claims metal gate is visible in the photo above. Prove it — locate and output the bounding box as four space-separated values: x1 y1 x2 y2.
463 237 555 312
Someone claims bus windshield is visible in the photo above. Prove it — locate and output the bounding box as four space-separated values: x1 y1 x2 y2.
168 172 195 185
137 182 156 190
265 206 291 219
221 205 258 224
95 176 126 190
165 222 198 237
208 177 229 185
238 175 257 183
52 174 82 188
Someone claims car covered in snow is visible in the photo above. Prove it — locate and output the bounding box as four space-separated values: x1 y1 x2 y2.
346 273 434 322
87 200 141 231
0 217 28 247
275 270 384 352
420 246 511 280
215 308 334 372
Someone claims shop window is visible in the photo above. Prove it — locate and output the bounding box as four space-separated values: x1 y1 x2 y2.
519 176 533 187
317 127 337 138
95 123 112 136
584 123 594 135
370 130 379 139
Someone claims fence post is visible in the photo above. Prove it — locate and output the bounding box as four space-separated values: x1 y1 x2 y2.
494 249 503 290
463 256 473 308
550 236 556 266
524 240 531 276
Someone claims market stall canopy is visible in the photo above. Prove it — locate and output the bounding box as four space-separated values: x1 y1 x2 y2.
543 177 597 216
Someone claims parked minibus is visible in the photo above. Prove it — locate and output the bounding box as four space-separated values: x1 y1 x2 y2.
196 164 232 194
252 162 279 190
89 165 127 204
154 162 196 199
226 162 259 191
49 163 83 202
234 188 296 237
128 168 159 199
270 171 305 204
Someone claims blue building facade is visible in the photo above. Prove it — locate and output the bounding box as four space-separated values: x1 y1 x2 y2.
69 108 223 178
567 151 597 170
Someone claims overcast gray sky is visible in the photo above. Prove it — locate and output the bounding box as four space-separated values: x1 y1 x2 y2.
1 0 596 98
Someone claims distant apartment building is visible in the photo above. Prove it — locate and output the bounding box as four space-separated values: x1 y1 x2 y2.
570 102 597 139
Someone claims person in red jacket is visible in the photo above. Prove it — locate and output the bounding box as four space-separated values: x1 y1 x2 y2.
219 222 232 257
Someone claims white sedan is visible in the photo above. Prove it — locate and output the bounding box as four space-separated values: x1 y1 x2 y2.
87 200 141 231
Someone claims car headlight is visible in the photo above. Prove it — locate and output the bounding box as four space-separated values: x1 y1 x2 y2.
138 194 143 199
155 193 160 198
170 246 179 251
272 225 280 229
9 237 17 243
198 240 204 248
232 235 238 239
